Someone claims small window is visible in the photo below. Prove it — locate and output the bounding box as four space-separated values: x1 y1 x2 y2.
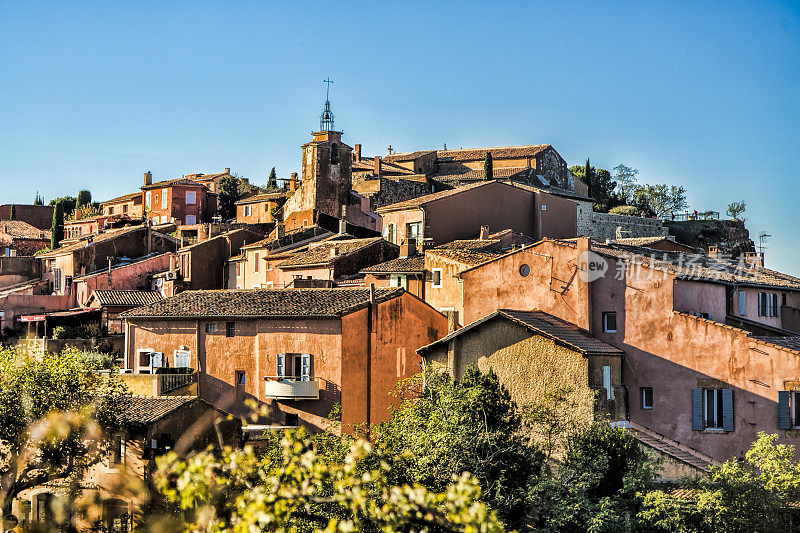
110 435 124 466
109 206 115 215
175 350 190 368
236 263 241 277
704 389 724 429
432 268 443 288
603 312 617 333
254 253 259 272
277 353 285 378
186 192 196 205
642 387 653 409
123 203 128 213
205 323 216 333
235 370 246 385
161 188 168 209
226 321 235 337
602 365 614 400
738 290 746 316
185 215 196 225
519 264 530 277
285 413 299 427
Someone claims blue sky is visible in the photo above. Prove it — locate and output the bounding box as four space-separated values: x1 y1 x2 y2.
1 1 798 274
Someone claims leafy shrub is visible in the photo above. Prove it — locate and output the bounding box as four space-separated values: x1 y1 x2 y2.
51 325 90 339
609 205 640 216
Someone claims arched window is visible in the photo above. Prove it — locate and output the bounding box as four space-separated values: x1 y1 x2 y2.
330 143 340 165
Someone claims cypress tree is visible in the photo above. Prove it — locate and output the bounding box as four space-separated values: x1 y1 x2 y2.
585 158 592 199
268 167 278 189
483 152 493 180
50 201 64 249
8 205 15 220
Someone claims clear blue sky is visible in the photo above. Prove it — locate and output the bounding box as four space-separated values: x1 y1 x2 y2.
1 2 798 274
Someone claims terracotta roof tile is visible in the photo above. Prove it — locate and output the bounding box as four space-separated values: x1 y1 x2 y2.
435 144 550 163
121 287 406 319
101 191 143 205
0 220 48 239
122 395 195 425
276 238 385 269
429 166 528 184
142 177 210 191
361 255 425 274
624 421 718 472
426 239 505 267
352 157 416 175
235 191 287 205
90 290 163 307
382 150 436 163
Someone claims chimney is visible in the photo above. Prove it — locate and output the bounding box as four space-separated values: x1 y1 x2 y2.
225 168 230 175
339 205 347 234
144 171 152 186
276 223 285 239
708 245 721 259
479 225 489 240
745 251 764 268
353 144 362 162
289 172 299 192
374 156 381 176
400 238 416 258
330 245 339 258
369 282 376 303
446 310 459 333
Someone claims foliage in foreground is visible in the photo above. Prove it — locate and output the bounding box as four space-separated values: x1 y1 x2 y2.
155 429 507 533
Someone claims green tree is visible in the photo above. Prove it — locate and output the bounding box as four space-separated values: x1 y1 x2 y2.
217 175 240 221
50 200 64 249
531 423 657 532
33 192 44 206
640 433 800 533
613 164 639 204
376 368 541 528
154 428 507 532
727 200 746 221
570 164 618 212
484 152 494 180
267 167 278 189
76 189 92 208
49 196 76 219
8 205 15 221
0 348 128 515
632 184 687 218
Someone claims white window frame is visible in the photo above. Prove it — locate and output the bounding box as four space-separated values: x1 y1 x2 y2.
603 312 617 333
136 349 154 374
145 191 151 208
432 268 443 288
186 191 196 205
642 387 653 409
161 188 168 209
276 353 285 378
175 350 190 368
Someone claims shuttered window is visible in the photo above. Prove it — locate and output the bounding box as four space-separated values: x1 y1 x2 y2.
692 388 733 431
779 391 792 430
276 353 285 378
738 291 746 316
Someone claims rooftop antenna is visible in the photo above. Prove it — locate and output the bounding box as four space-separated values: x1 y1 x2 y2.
758 232 771 254
319 77 335 131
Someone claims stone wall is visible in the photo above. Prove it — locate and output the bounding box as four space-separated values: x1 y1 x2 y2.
0 256 40 288
352 176 433 210
589 212 668 241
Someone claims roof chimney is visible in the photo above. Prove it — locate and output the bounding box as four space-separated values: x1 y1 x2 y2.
479 225 490 240
289 172 299 192
144 171 152 186
330 244 339 258
353 144 362 162
708 245 721 259
369 282 376 303
339 205 347 234
276 223 285 239
400 238 417 258
745 251 764 268
374 156 381 176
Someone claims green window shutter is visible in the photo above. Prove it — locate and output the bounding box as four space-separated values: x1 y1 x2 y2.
778 391 792 430
692 389 703 431
722 389 734 432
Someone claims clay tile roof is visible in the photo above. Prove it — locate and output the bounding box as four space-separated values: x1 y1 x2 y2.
755 337 800 353
361 255 425 274
0 220 48 239
426 239 505 267
90 290 163 307
430 166 529 184
241 226 333 252
612 236 675 247
624 422 718 472
418 309 622 356
122 395 196 426
376 181 500 213
37 225 150 258
235 191 287 205
276 238 385 268
382 150 436 163
101 191 142 205
142 177 209 191
352 157 416 175
434 144 550 163
121 287 406 319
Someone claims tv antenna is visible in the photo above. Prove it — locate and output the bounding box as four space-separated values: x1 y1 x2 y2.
758 232 771 254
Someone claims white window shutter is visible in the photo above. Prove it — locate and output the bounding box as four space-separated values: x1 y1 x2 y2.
276 354 285 378
151 352 163 368
301 354 311 381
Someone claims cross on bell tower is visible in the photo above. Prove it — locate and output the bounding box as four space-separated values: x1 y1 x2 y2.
319 77 335 131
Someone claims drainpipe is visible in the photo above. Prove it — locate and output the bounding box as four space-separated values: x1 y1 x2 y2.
366 284 375 433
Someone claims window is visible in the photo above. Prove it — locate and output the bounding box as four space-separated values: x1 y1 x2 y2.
136 350 153 372
186 192 196 205
641 387 654 409
226 322 236 337
603 312 617 333
110 435 124 466
277 353 285 378
285 413 299 427
432 268 443 288
235 370 246 400
161 188 168 209
235 370 246 385
385 223 396 244
109 206 115 215
390 274 408 289
602 365 614 399
123 203 128 213
175 350 190 368
330 143 340 165
692 388 733 431
779 391 800 429
243 205 251 217
254 253 259 272
406 222 421 240
759 292 780 317
277 353 311 380
236 263 241 277
738 290 746 316
519 264 530 277
145 191 151 208
185 215 196 225
53 268 62 292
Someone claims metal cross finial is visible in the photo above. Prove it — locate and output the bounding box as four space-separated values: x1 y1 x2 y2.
387 145 394 154
324 77 333 100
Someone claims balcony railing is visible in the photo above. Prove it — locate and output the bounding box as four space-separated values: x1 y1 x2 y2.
264 376 320 400
161 372 197 394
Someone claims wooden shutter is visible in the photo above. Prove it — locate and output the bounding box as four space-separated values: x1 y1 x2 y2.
151 352 163 368
692 389 703 430
276 354 285 378
722 389 734 431
301 354 311 381
778 391 792 430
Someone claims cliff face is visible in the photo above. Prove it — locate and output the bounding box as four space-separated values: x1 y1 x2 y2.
665 219 755 258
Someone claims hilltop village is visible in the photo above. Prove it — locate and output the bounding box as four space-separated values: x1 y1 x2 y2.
2 108 800 526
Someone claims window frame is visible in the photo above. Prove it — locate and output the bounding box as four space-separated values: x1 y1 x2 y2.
704 388 724 430
185 214 196 225
602 311 617 333
602 365 614 400
109 434 125 467
431 268 443 288
738 290 746 316
226 321 236 338
641 387 654 409
186 191 197 205
175 350 190 368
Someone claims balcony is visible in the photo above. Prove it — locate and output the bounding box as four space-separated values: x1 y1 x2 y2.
264 376 320 400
